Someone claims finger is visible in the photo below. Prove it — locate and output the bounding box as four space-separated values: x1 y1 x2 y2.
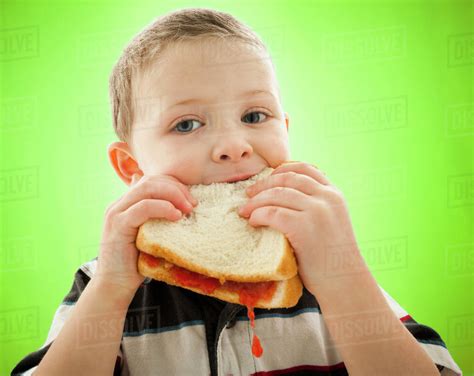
272 162 330 186
247 206 298 236
246 171 321 198
239 186 309 216
279 160 321 170
116 199 183 233
160 175 198 206
110 178 194 217
131 174 197 206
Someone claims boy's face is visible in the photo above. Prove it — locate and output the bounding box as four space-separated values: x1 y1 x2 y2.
109 38 290 186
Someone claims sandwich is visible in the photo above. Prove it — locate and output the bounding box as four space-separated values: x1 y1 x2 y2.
135 166 303 310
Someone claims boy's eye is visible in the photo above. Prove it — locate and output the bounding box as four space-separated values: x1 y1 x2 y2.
173 119 203 133
242 111 268 124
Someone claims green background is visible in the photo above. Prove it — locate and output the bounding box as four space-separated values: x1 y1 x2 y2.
1 0 472 374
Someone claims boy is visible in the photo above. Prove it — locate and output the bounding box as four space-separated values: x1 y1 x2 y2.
12 7 462 376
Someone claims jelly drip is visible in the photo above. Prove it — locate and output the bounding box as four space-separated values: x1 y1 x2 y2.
247 306 263 357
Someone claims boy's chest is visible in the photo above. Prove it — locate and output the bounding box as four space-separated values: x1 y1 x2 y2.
119 284 344 376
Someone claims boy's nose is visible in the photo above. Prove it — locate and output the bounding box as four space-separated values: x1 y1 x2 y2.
212 138 253 162
218 150 251 161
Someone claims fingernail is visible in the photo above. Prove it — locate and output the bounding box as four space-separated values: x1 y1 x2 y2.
238 206 249 217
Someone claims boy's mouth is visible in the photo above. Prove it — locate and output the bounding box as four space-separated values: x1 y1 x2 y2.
223 173 255 183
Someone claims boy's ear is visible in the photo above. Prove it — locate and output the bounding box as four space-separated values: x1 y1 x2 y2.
284 112 290 131
107 141 143 186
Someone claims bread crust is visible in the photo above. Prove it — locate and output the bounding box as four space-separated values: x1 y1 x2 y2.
136 226 299 283
138 251 303 309
276 237 299 278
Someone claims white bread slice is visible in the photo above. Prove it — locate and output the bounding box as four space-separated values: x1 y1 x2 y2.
138 251 303 309
135 166 299 283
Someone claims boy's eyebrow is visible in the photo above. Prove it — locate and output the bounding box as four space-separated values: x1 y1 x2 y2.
163 89 276 113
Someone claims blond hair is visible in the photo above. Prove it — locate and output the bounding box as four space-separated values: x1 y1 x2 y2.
108 7 272 143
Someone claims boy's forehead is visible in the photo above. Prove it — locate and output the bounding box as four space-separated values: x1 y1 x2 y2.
134 39 279 105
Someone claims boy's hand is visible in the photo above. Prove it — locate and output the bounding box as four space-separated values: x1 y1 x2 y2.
94 173 198 297
238 161 364 297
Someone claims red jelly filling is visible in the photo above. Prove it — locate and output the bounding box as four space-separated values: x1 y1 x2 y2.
225 280 277 307
142 252 161 268
170 265 222 294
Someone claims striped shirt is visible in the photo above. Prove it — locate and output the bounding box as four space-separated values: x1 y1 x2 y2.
11 257 463 375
